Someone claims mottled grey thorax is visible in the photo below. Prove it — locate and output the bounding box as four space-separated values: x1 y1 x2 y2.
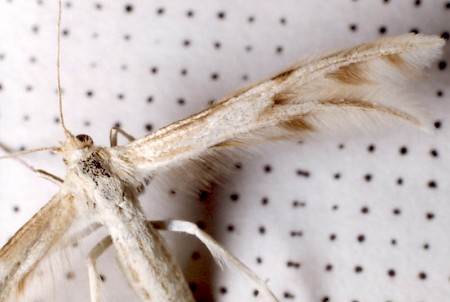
76 148 143 225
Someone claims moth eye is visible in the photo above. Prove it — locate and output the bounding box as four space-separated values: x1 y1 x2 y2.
75 134 94 146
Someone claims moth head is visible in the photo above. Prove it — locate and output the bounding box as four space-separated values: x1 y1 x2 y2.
75 134 94 148
59 134 95 167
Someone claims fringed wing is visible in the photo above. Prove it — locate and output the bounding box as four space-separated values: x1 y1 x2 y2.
110 34 444 179
0 192 75 301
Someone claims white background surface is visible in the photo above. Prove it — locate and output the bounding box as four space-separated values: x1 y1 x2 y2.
0 1 450 301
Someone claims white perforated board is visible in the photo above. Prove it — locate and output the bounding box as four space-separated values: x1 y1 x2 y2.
0 1 449 302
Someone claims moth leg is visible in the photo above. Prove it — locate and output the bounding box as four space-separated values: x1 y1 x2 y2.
0 142 63 185
35 169 63 184
109 127 136 147
87 236 113 302
150 220 279 302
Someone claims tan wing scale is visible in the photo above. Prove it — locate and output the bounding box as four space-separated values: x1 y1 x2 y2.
110 34 444 178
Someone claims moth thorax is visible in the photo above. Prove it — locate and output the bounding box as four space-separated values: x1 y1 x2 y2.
75 134 94 148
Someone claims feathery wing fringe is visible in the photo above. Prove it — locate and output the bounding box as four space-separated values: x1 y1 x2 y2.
111 34 444 179
0 193 75 301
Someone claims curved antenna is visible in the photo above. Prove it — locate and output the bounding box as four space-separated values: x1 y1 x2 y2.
0 146 61 160
0 143 63 184
56 0 73 139
0 142 39 171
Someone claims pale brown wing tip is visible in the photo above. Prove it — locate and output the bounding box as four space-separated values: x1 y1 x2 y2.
414 34 446 48
390 33 446 47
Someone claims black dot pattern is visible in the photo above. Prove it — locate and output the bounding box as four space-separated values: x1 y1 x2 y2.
0 1 449 302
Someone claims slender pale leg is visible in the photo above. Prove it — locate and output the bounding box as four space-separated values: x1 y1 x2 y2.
0 142 63 184
87 236 113 302
85 220 279 302
109 127 136 147
150 220 279 302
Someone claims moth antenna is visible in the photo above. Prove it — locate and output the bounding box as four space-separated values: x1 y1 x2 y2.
0 142 38 172
0 146 62 160
0 143 63 184
56 0 73 139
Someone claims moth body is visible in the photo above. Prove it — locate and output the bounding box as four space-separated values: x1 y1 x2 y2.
0 32 445 302
67 138 194 302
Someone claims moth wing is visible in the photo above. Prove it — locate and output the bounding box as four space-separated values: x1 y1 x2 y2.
109 34 444 181
0 192 76 301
